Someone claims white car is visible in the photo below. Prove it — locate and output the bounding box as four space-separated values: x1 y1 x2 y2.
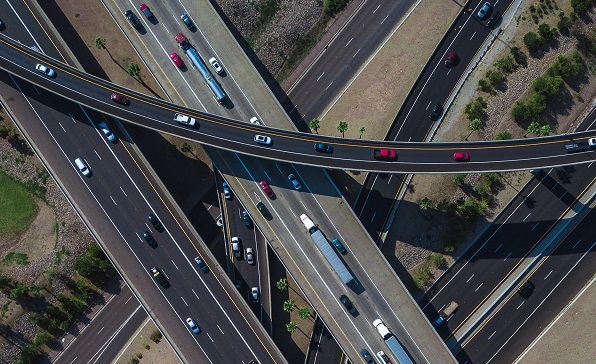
208 57 224 74
245 248 254 265
97 121 116 142
74 157 91 177
35 63 56 78
251 287 259 302
249 116 263 125
254 134 272 145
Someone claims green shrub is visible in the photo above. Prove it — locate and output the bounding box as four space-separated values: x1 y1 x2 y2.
478 78 493 93
495 55 516 72
9 283 29 300
486 69 504 85
512 101 530 122
33 331 54 347
324 0 349 16
430 254 444 268
524 31 543 51
464 97 487 120
495 131 512 140
454 173 466 185
510 46 527 66
532 75 564 97
570 0 592 15
413 265 433 289
3 252 29 266
150 330 162 343
0 125 10 138
538 23 557 40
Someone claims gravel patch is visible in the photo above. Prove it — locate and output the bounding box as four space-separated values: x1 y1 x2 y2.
216 0 322 76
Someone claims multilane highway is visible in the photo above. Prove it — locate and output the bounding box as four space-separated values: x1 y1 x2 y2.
0 35 594 173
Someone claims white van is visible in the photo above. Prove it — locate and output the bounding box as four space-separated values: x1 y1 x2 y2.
74 157 91 176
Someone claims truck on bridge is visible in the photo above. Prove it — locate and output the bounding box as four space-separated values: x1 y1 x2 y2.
372 318 413 364
175 33 227 104
373 149 397 160
565 137 596 153
300 214 354 285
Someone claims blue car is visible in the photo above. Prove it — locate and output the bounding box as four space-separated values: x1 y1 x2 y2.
288 174 302 190
186 318 200 334
477 2 491 19
194 257 209 273
332 238 346 254
222 181 232 200
242 210 252 227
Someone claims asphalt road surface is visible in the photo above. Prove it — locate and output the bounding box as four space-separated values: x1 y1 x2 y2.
456 205 596 363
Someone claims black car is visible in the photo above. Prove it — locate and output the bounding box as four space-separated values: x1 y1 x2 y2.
360 349 375 364
141 231 157 248
314 143 333 154
256 202 269 217
518 280 535 298
487 11 501 29
148 213 164 232
340 294 358 316
181 13 195 30
124 10 142 30
429 103 443 121
150 267 169 288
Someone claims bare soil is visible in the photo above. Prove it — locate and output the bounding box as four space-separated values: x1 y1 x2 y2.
114 318 179 364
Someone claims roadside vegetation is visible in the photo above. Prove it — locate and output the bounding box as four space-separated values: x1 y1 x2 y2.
409 0 596 290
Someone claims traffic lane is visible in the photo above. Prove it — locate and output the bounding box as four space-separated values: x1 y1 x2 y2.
391 0 501 141
422 167 596 330
2 36 596 174
353 172 407 241
0 0 68 63
210 152 384 361
3 76 272 363
255 229 272 333
307 318 346 364
457 210 596 363
288 0 416 122
0 73 210 363
53 285 145 364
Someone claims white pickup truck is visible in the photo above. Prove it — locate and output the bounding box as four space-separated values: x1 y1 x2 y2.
174 113 196 127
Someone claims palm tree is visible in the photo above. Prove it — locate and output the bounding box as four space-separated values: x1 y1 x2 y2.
309 118 320 134
95 38 115 61
539 125 551 136
525 121 540 137
283 299 296 313
276 278 288 291
337 121 348 137
127 62 141 80
358 126 365 139
298 307 311 320
286 321 298 333
467 118 481 140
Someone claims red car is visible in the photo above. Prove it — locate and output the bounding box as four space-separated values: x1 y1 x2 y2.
453 152 470 162
111 93 130 106
259 181 274 198
445 52 458 68
170 52 183 68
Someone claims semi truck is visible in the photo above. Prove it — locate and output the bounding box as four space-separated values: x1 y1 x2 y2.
372 318 413 364
373 149 397 160
175 33 227 104
565 137 596 153
432 301 458 328
299 214 354 284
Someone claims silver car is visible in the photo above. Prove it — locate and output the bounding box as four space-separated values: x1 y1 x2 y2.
245 248 254 265
251 287 259 302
